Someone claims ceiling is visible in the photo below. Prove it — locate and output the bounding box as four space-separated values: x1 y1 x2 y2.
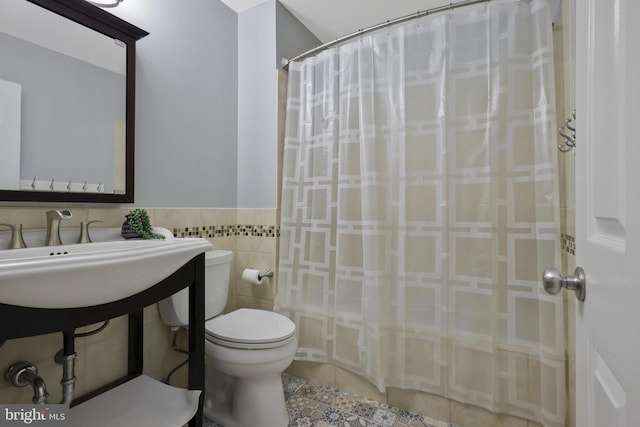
276 0 455 43
219 0 563 44
220 0 460 43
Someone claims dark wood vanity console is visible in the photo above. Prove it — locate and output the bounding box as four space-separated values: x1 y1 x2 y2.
0 254 205 427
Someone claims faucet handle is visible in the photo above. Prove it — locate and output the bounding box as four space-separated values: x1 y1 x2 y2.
0 224 27 249
77 220 102 244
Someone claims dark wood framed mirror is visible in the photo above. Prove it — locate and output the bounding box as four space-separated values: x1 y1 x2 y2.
0 0 148 203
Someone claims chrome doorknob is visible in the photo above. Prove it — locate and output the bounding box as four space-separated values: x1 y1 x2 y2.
542 266 586 301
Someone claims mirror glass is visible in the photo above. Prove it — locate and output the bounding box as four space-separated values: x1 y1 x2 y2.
0 0 146 203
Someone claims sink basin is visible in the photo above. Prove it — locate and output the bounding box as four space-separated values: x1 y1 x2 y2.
0 227 211 309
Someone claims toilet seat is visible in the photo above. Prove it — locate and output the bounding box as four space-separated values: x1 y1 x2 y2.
205 308 296 350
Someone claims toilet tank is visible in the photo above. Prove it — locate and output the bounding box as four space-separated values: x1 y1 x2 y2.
158 250 233 327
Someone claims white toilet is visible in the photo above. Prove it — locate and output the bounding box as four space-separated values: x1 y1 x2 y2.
158 250 297 427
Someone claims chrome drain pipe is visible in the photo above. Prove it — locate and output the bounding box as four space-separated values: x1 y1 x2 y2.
59 352 76 405
59 330 76 405
4 362 49 404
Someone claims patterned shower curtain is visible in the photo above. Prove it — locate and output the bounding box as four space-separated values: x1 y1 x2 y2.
276 1 565 425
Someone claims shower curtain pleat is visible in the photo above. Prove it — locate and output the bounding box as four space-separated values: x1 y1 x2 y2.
277 1 565 425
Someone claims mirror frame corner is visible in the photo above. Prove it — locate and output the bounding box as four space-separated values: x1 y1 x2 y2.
0 0 148 204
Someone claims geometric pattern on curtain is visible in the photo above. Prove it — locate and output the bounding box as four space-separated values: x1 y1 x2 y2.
276 1 565 425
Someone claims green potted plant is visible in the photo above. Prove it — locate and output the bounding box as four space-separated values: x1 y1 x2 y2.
121 208 165 239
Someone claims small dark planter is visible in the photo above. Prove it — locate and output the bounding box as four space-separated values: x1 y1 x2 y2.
121 219 141 239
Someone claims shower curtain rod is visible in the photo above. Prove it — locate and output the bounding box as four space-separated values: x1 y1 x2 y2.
282 0 527 70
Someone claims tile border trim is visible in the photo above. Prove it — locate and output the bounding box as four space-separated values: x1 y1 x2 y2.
172 225 280 238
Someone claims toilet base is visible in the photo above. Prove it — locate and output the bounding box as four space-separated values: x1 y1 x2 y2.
204 373 289 427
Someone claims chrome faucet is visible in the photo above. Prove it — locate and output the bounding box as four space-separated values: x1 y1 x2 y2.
45 210 72 246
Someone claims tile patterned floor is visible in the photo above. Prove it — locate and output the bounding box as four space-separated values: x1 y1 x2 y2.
203 373 457 427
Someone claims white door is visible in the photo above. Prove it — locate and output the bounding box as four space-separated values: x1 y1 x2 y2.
575 0 640 425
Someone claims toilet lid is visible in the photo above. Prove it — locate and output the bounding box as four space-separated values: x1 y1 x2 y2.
205 308 296 345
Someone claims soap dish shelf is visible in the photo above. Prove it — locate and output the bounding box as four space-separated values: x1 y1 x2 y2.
69 375 200 427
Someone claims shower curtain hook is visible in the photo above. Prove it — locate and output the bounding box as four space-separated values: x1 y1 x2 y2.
558 127 574 142
565 117 575 133
558 109 577 152
558 143 572 153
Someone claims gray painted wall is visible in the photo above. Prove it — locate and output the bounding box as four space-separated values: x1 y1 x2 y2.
109 0 319 208
237 0 320 209
112 0 238 207
276 2 321 69
1 0 321 208
237 1 277 209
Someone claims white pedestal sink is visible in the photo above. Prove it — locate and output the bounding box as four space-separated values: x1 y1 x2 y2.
0 227 211 308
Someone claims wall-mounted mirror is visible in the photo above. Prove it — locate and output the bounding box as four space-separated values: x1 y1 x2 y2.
0 0 147 203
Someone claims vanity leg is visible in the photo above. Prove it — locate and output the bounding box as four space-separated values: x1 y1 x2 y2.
188 253 205 427
128 310 144 376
